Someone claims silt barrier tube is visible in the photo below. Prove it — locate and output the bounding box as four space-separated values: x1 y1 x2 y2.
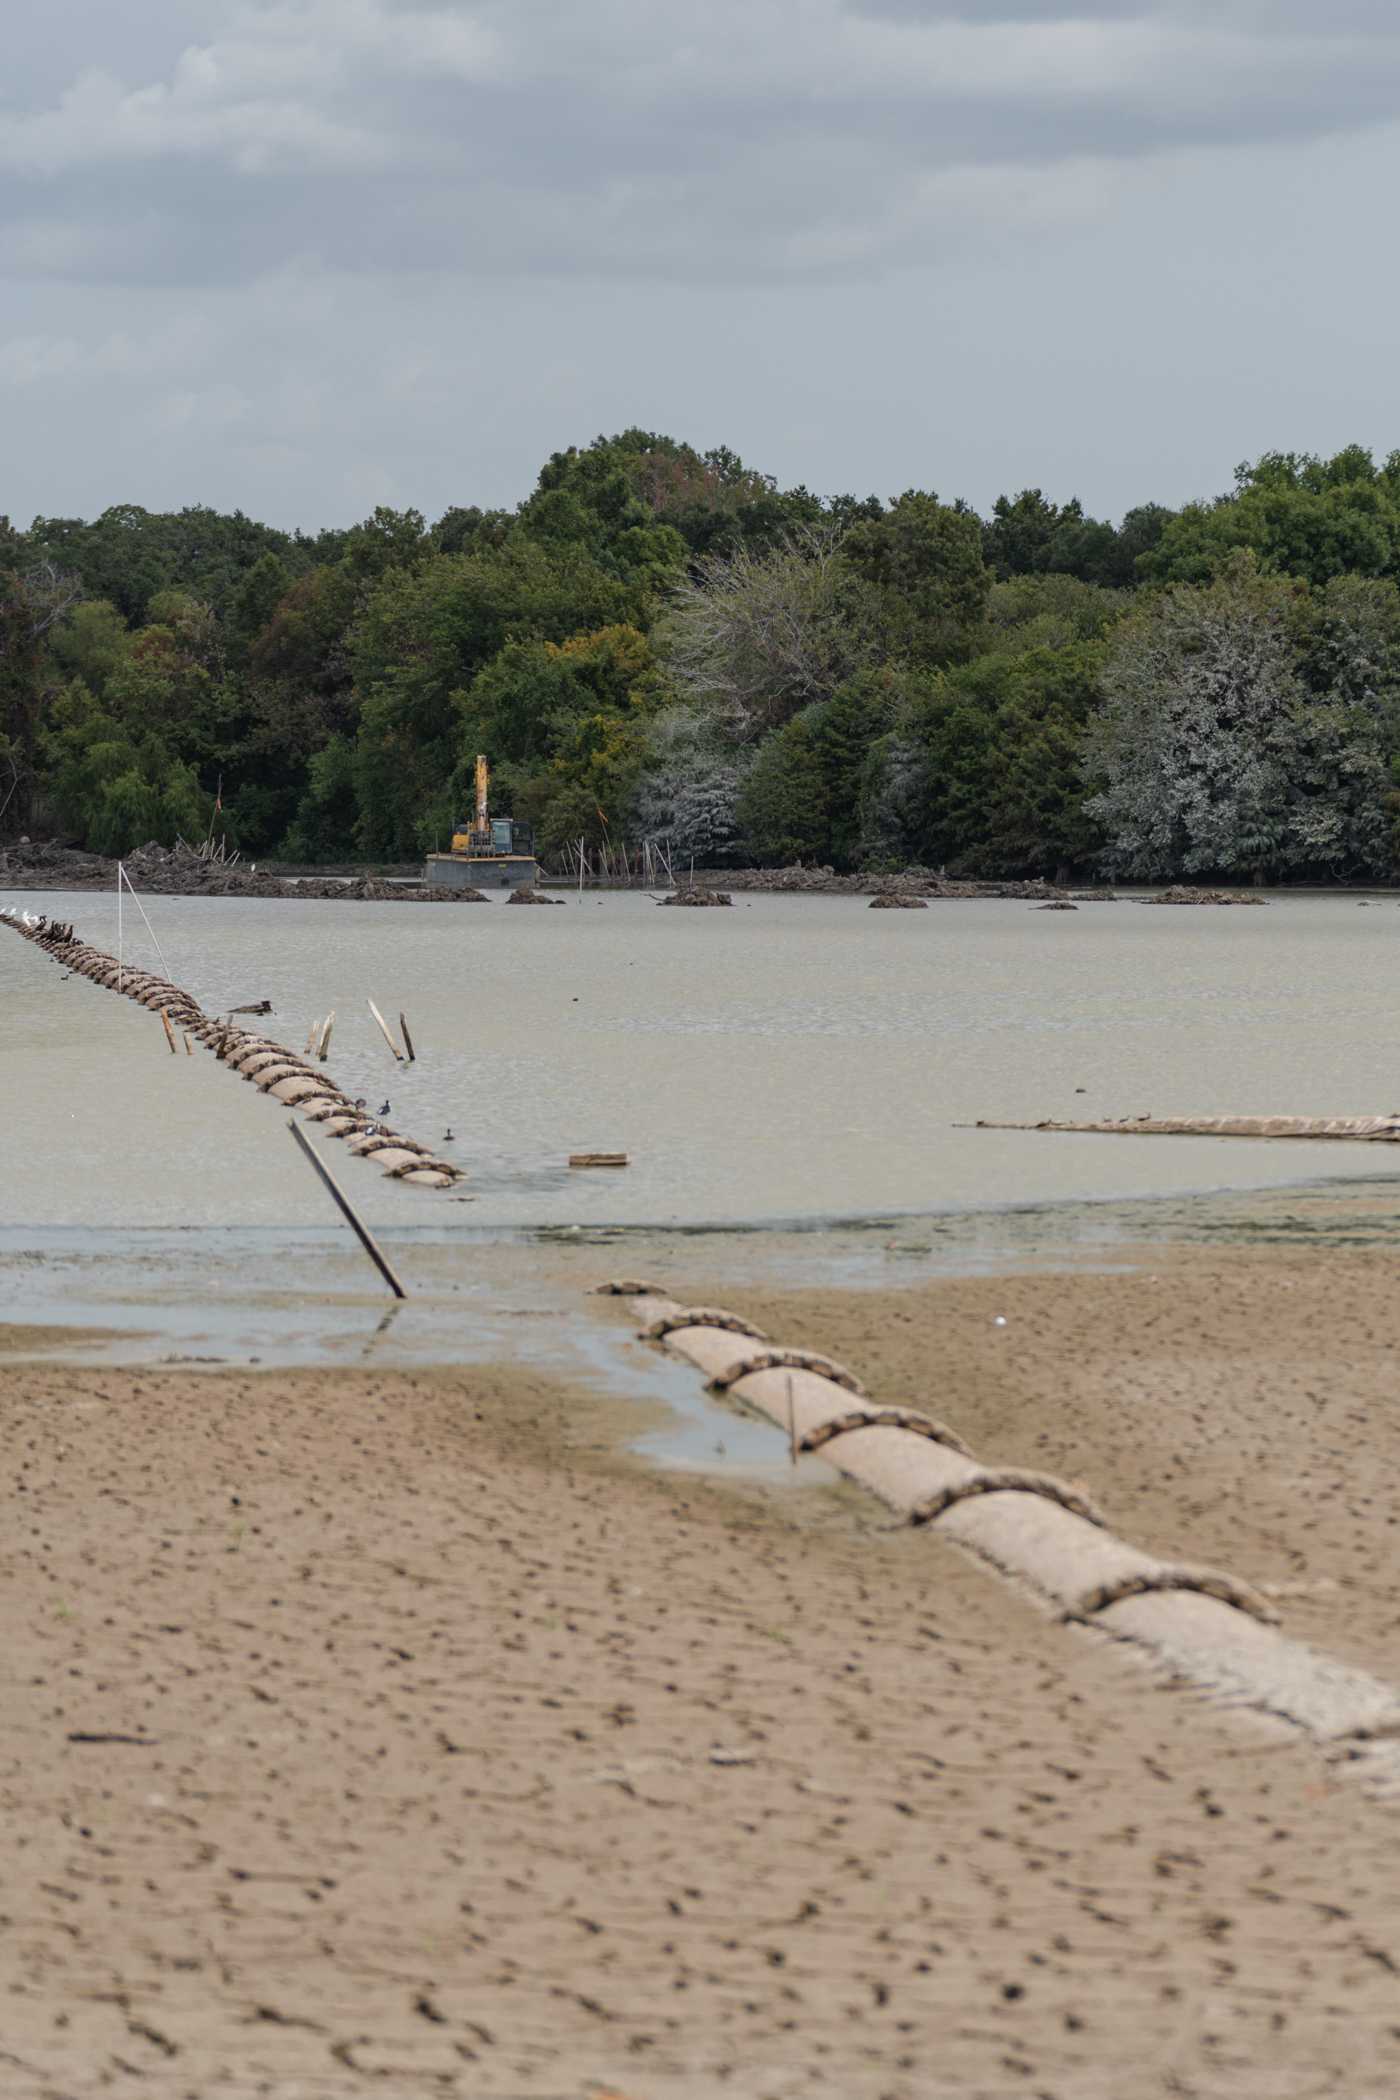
605 1285 1400 1798
1 909 459 1188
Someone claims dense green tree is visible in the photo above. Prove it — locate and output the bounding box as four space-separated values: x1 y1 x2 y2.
19 432 1400 883
431 506 512 557
48 599 130 699
735 713 830 865
43 678 209 854
807 671 902 868
981 573 1126 655
0 557 83 833
28 505 306 625
228 552 291 666
1143 449 1400 589
349 541 634 855
839 491 991 665
873 645 1105 878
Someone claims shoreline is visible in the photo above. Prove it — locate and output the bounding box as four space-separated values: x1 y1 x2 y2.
8 1171 1400 1380
7 1238 1400 2095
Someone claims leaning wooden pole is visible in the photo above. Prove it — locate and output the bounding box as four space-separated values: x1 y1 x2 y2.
367 997 404 1061
288 1121 407 1299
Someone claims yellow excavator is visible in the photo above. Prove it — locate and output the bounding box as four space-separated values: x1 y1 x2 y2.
423 755 539 892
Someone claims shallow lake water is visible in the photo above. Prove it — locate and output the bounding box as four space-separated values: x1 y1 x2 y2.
7 886 1400 1236
7 882 1400 1465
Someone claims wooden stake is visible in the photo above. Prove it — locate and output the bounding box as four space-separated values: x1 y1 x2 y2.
183 1033 193 1055
160 1009 177 1055
787 1374 798 1467
367 998 403 1061
399 1011 416 1063
318 1011 335 1061
286 1119 407 1300
305 1019 320 1055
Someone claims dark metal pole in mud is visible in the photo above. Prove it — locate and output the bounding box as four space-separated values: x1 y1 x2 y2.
287 1118 407 1300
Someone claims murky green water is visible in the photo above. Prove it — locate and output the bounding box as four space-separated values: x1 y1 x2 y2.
7 887 1400 1237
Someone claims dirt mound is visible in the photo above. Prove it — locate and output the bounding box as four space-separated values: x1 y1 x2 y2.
659 887 733 906
1146 885 1268 906
714 864 1081 901
506 887 563 904
868 892 927 909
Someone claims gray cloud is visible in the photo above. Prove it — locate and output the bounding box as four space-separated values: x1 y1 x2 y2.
3 0 1400 529
5 0 1400 291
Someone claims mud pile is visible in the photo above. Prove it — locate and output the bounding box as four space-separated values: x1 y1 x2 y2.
1145 886 1268 906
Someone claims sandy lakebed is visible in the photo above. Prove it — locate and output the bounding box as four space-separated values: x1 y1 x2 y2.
8 1223 1400 2100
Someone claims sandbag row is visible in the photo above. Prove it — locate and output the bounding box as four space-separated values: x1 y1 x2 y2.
612 1286 1400 1797
1 909 460 1189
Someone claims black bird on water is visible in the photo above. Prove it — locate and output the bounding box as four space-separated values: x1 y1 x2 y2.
443 1127 456 1142
377 1098 391 1118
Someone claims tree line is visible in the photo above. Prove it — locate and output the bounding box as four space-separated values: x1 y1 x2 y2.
6 434 1400 882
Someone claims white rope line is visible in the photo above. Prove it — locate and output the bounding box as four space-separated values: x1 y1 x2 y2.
118 862 174 984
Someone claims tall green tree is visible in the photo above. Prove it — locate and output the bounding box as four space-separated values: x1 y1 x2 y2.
839 491 991 665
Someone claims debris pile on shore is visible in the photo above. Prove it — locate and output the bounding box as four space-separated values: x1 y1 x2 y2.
658 887 733 907
868 893 928 909
714 865 1114 901
1144 886 1268 906
0 839 486 902
506 887 563 904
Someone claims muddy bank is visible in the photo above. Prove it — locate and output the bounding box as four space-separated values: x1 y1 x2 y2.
0 840 477 901
694 863 1107 899
0 841 1110 902
7 1242 1400 2097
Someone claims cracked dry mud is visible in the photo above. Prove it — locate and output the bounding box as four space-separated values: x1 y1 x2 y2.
6 1243 1400 2097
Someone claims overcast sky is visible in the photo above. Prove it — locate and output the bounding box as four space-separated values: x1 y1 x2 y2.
4 0 1400 531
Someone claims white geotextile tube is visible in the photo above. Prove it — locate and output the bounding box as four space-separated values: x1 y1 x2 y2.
620 1289 1400 1797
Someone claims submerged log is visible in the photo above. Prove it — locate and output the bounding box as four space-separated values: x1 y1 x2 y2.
975 1114 1400 1143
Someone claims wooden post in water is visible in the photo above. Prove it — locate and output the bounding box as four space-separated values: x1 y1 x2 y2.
367 998 403 1061
399 1012 416 1063
160 1009 177 1055
287 1120 407 1300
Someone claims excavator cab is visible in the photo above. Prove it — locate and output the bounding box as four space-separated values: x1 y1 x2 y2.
489 816 533 855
